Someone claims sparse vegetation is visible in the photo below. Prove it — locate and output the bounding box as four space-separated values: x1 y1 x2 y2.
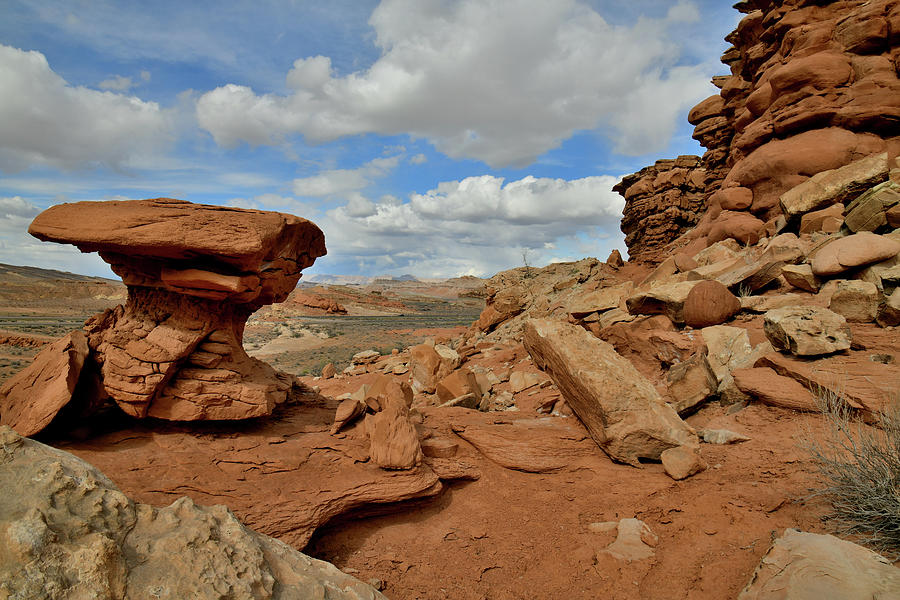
802 387 900 558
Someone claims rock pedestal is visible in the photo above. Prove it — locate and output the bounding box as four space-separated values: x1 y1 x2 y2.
1 198 326 433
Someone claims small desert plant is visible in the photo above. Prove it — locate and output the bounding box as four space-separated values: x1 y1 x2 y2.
802 386 900 558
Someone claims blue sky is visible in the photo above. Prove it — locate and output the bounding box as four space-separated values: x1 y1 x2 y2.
0 0 739 279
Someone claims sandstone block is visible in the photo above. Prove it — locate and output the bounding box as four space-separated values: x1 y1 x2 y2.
732 367 818 411
782 264 821 292
829 280 881 322
523 319 697 466
763 306 852 356
780 152 888 218
626 281 701 325
666 353 718 415
811 231 900 276
844 181 900 232
661 446 707 480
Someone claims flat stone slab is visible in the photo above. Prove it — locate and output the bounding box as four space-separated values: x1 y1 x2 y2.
29 198 326 272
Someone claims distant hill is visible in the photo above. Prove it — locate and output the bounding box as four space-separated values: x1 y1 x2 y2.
0 262 125 311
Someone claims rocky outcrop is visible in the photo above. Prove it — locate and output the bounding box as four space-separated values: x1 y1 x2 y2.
0 426 385 600
1 199 325 435
617 0 900 261
614 155 710 262
739 529 900 599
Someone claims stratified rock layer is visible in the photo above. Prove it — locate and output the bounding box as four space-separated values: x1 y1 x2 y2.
616 0 900 261
1 199 326 433
0 426 385 600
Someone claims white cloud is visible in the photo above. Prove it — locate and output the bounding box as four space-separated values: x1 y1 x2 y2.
311 173 626 277
0 196 112 276
98 75 133 91
409 153 427 165
292 154 401 197
197 0 715 167
0 45 172 172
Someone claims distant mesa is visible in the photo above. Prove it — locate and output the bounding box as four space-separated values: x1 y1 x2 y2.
1 198 326 435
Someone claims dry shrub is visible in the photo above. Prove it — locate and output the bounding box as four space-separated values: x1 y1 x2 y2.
802 387 900 558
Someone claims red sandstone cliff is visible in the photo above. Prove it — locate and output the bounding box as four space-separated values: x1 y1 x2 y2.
618 0 900 263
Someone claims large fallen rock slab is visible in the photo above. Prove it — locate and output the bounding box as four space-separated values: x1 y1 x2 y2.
763 306 851 356
738 529 900 600
701 325 773 405
0 426 386 600
828 279 880 323
450 417 598 473
844 180 900 233
810 231 900 277
779 152 889 219
0 331 89 436
732 367 818 411
523 319 697 466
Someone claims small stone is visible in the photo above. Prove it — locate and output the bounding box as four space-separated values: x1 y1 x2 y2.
661 446 707 480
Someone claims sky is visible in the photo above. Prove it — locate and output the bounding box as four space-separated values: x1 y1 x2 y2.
0 0 739 280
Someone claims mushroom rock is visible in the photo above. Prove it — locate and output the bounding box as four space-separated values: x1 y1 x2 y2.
20 198 326 425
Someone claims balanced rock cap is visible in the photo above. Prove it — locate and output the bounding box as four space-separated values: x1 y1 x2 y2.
28 198 326 273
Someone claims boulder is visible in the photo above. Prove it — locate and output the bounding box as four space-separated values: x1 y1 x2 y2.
732 367 819 411
844 180 900 232
707 211 766 245
523 319 697 466
330 398 367 434
366 397 423 470
876 288 900 327
321 362 336 379
0 331 89 437
738 529 900 600
606 249 624 267
568 282 632 318
782 264 821 292
780 152 889 218
409 343 459 394
810 231 900 276
712 186 753 211
625 281 701 325
435 368 482 404
661 446 707 480
829 279 881 323
0 426 386 600
799 202 844 234
682 280 741 328
763 306 852 356
701 325 773 405
665 353 718 415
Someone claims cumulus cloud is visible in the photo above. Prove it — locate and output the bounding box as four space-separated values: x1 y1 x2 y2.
197 0 715 167
312 173 625 277
0 44 172 172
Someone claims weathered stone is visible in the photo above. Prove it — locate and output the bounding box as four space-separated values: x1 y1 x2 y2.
732 367 819 411
682 280 741 328
606 249 624 267
568 282 632 318
18 199 326 428
876 288 900 327
626 281 701 325
780 152 889 218
763 306 852 356
799 203 844 234
740 294 814 313
367 398 422 470
331 398 367 434
523 319 697 466
782 264 821 292
738 529 900 600
844 180 900 232
0 331 89 437
409 343 459 394
661 446 707 480
666 353 718 415
699 429 750 444
435 368 481 404
701 325 773 405
600 518 659 563
0 426 386 600
811 231 900 276
829 279 881 323
321 362 336 379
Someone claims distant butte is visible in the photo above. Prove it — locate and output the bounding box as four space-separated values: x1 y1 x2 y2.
1 198 326 434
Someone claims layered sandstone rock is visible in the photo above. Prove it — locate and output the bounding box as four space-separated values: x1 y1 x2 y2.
617 0 900 261
1 199 325 434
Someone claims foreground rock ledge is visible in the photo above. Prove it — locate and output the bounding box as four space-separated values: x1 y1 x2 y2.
523 318 697 466
0 426 385 600
2 199 326 434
